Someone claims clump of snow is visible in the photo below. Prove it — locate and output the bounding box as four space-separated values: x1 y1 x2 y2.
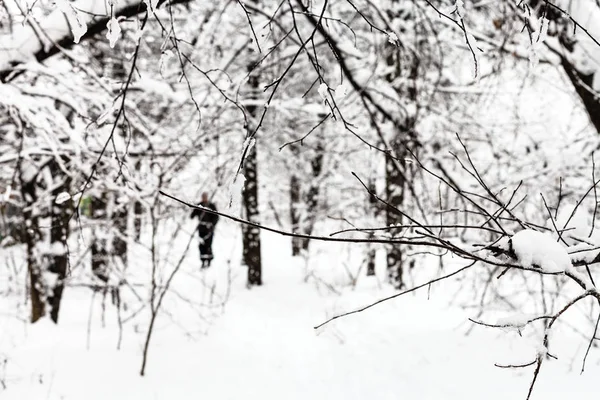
106 18 122 48
317 83 329 102
42 270 60 288
510 229 571 273
455 0 465 15
535 342 548 358
50 242 68 256
160 49 174 75
386 31 399 46
131 19 144 43
496 313 533 329
334 83 348 100
241 136 256 158
527 17 548 69
2 185 11 202
55 192 71 204
228 173 246 216
567 244 599 269
494 313 541 334
54 0 87 43
34 241 67 257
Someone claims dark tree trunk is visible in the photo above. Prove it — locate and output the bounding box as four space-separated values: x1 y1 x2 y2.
90 193 128 284
288 141 324 255
366 247 376 277
19 157 72 323
48 171 71 323
112 203 128 267
132 160 143 241
91 196 110 284
382 21 419 289
133 200 143 241
28 262 45 322
560 59 600 134
243 145 262 286
243 67 262 286
530 2 600 135
385 138 406 289
383 48 406 290
20 179 45 322
300 143 324 251
366 178 377 277
290 174 302 256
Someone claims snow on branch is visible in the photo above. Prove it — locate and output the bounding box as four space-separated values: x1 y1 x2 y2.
0 0 190 82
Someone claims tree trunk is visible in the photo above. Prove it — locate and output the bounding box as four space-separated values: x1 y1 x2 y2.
133 200 143 241
243 145 262 286
385 138 406 289
366 178 377 277
300 143 324 251
91 196 110 284
112 202 128 268
20 179 45 322
290 174 302 256
19 157 72 323
243 67 262 286
48 171 71 323
90 192 128 285
383 44 407 290
382 13 419 288
528 1 600 135
366 246 376 277
560 59 600 134
289 141 324 255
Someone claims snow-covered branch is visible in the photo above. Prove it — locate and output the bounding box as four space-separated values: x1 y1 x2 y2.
0 0 190 82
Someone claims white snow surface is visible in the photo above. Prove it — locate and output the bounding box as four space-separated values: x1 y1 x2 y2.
1 223 598 399
511 229 572 273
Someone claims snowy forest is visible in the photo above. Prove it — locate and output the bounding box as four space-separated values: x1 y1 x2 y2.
1 0 600 398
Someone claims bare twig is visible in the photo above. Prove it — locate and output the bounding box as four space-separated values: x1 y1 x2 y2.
314 261 476 330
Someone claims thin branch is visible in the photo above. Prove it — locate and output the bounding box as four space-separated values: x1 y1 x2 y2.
314 261 476 330
495 360 537 369
581 310 600 374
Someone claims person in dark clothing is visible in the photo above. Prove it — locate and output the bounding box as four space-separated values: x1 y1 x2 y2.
191 192 219 268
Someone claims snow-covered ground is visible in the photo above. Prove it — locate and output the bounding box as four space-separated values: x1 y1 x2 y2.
0 219 598 400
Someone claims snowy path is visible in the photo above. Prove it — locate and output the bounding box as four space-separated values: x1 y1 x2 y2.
139 232 600 400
